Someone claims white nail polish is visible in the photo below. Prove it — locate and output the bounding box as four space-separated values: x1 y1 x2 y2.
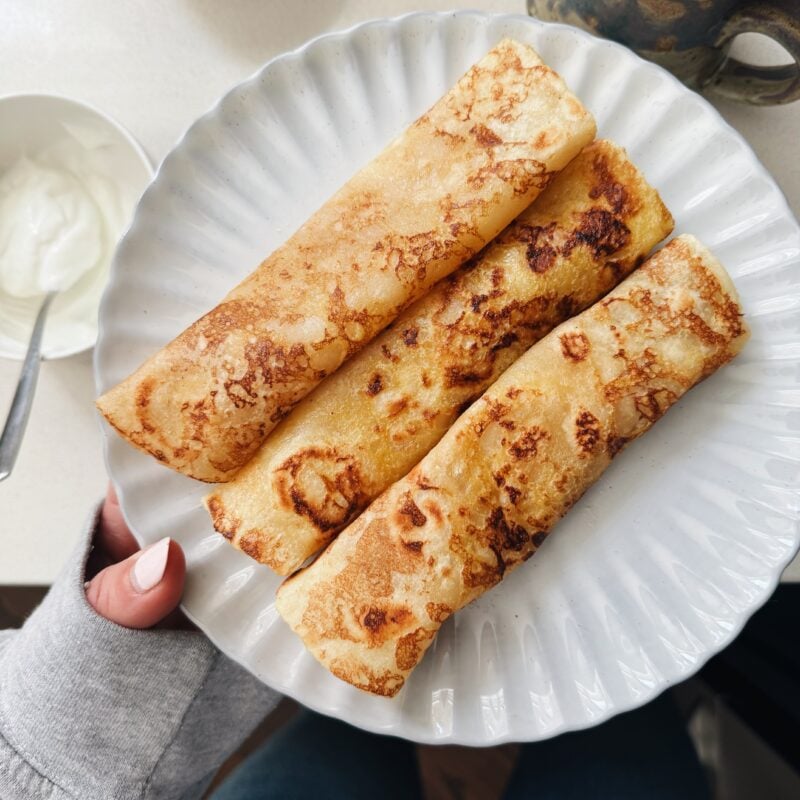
131 537 170 593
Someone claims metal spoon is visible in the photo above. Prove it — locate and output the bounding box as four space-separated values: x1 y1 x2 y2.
0 291 57 481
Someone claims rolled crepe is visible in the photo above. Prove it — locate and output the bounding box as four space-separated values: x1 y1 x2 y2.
207 140 674 574
96 39 596 482
276 235 749 697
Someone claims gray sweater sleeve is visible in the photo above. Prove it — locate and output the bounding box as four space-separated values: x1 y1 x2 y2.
0 506 281 800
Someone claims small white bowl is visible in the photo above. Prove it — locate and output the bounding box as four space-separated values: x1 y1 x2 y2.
0 94 152 360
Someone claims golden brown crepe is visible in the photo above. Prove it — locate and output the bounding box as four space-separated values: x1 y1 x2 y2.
96 39 596 482
206 140 674 574
275 235 750 697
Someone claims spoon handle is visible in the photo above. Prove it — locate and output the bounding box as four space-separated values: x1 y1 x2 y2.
0 291 57 482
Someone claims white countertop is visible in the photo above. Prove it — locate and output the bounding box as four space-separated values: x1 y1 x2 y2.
1 0 798 584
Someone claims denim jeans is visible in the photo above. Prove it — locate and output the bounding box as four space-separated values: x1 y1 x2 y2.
211 693 708 800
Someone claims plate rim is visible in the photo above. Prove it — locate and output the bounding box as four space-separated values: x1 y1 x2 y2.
94 9 800 745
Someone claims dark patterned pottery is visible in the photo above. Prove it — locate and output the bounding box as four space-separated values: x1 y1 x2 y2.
528 0 800 104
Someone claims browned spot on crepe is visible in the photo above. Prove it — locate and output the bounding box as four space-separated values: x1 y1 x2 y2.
509 428 548 459
561 331 590 362
366 373 383 396
274 448 365 532
397 495 427 528
575 410 601 453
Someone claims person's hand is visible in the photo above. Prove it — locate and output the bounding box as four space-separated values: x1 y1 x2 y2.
84 484 188 629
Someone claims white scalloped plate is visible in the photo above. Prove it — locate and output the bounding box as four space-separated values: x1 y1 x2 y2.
94 12 800 745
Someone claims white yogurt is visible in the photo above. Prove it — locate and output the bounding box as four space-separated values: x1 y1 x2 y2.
0 136 123 298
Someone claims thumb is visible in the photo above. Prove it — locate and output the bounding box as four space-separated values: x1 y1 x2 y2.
85 537 186 629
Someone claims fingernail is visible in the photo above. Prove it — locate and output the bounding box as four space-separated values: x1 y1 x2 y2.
131 537 170 593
